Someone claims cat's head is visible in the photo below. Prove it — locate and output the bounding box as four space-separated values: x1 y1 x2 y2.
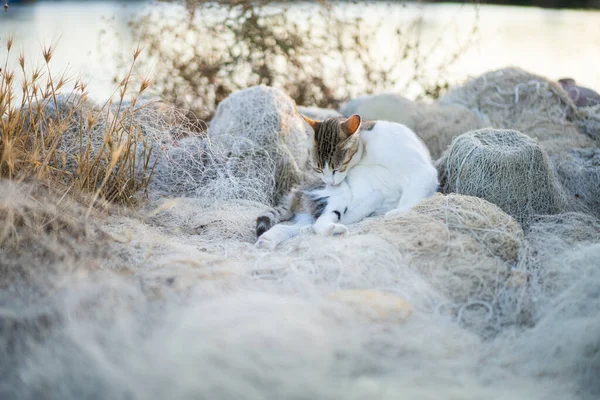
302 114 362 186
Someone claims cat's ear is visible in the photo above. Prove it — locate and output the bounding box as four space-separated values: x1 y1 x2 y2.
301 115 321 133
340 114 361 138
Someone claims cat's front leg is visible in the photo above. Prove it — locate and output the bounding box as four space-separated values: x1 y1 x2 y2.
313 210 349 237
314 221 349 237
386 169 438 218
255 226 287 250
255 214 314 250
384 193 416 218
384 200 414 218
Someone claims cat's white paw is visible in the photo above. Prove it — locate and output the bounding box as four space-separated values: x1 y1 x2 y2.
385 208 408 218
315 222 349 237
255 235 278 250
330 223 349 236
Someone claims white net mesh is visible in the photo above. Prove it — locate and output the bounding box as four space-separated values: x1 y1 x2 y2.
553 148 600 218
492 243 600 400
436 128 576 226
150 85 314 205
2 73 600 399
149 135 278 204
437 68 600 223
576 104 600 141
207 85 312 203
360 193 524 336
437 67 594 150
518 212 600 300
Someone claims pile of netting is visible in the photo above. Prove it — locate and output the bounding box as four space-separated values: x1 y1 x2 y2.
438 68 599 148
3 176 598 399
0 180 108 289
151 85 312 205
436 128 576 225
1 67 599 400
438 68 600 216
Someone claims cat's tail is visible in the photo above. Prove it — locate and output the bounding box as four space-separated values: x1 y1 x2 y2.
256 189 300 237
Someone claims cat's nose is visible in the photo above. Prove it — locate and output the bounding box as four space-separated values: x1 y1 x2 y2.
322 176 335 185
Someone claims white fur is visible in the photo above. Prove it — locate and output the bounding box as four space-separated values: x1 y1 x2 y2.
256 121 438 249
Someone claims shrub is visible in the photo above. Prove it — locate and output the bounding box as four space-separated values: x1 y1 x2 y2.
124 0 478 121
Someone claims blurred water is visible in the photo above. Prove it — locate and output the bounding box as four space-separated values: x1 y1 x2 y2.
1 1 599 102
0 1 143 101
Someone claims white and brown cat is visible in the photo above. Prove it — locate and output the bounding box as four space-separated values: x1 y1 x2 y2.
255 114 438 249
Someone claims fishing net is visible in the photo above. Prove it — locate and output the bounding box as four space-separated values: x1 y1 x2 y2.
552 148 600 218
360 193 523 335
151 85 314 204
207 85 312 203
437 67 596 151
0 179 108 289
2 73 600 400
436 128 575 225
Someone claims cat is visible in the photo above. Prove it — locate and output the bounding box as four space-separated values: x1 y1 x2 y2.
255 113 438 249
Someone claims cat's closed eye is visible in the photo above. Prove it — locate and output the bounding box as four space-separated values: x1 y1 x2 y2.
313 167 323 173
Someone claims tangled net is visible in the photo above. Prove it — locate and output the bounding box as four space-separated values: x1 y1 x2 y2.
144 197 264 243
494 243 600 400
437 68 596 151
360 193 524 335
576 104 600 141
552 148 600 218
519 212 600 298
436 128 575 225
0 179 107 289
149 135 278 204
207 85 312 203
2 70 600 400
438 68 600 214
151 86 312 205
340 93 488 159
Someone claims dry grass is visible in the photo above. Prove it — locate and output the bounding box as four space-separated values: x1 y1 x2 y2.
0 37 157 208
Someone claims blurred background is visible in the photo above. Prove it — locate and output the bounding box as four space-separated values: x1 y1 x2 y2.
1 0 599 120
